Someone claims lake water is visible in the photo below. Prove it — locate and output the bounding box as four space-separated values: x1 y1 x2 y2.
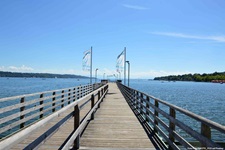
0 78 225 142
0 77 91 98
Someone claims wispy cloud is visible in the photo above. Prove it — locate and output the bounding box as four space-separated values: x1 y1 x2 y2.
151 32 225 43
0 65 34 72
122 4 148 10
131 70 192 79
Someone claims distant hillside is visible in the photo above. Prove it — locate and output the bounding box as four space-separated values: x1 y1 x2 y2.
0 71 89 79
154 71 225 82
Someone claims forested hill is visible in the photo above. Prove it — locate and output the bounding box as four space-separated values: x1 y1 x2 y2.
0 71 88 79
154 72 225 82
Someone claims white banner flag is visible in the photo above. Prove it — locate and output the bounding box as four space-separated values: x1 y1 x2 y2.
116 50 125 72
82 49 91 71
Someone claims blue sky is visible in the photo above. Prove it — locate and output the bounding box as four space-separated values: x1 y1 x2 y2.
0 0 225 79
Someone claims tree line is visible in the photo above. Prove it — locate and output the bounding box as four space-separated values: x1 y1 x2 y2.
154 72 225 82
0 71 88 79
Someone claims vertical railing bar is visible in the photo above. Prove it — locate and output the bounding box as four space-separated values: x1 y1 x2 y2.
154 99 159 133
61 90 64 108
91 94 95 120
52 92 56 112
73 88 76 101
146 96 150 122
201 123 211 147
68 89 71 105
39 93 44 119
20 97 25 129
169 107 176 149
73 105 80 149
140 93 144 115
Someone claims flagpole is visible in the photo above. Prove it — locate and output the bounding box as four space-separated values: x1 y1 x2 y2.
90 46 92 84
124 47 126 85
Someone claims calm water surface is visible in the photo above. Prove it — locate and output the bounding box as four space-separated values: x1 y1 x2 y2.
0 77 90 98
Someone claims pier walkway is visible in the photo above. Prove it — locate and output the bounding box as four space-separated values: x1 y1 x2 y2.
79 83 154 149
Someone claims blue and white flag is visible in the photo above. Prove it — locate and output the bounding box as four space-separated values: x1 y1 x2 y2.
116 50 125 72
83 49 91 71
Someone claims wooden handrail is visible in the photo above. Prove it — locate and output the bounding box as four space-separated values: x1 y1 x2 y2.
117 82 225 149
0 83 104 140
62 84 108 149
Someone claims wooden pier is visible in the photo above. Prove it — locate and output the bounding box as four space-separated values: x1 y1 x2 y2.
1 82 225 150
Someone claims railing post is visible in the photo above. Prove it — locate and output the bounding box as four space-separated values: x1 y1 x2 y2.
20 97 25 129
201 123 211 148
98 91 101 108
73 105 80 149
136 92 140 110
77 87 80 99
154 100 159 133
91 94 95 120
131 89 134 106
52 92 56 112
80 86 83 98
146 96 150 122
68 89 71 105
135 91 138 109
40 93 44 119
61 90 64 108
169 107 176 149
73 88 76 101
140 93 144 115
103 87 106 99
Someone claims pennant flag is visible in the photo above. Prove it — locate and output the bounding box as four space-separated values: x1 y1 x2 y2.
116 50 125 73
82 49 91 71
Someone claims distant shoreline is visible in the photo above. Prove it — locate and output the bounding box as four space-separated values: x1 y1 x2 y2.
154 71 225 82
0 71 89 79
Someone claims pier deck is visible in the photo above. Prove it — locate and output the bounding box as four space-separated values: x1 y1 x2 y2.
8 83 154 149
79 83 154 149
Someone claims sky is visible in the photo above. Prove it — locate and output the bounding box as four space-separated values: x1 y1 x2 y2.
0 0 225 79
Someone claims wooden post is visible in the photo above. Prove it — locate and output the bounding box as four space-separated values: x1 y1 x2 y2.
98 91 101 108
68 89 71 105
77 87 80 100
61 90 64 108
146 96 150 122
73 88 76 101
91 94 95 120
154 100 159 133
131 90 135 106
52 92 56 112
73 105 80 149
140 93 144 115
80 86 83 98
20 97 25 129
169 108 176 149
40 93 44 119
137 92 140 110
201 123 211 148
135 91 138 109
101 88 104 99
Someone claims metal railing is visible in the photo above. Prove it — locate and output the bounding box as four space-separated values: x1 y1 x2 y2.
0 83 105 148
117 82 225 150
